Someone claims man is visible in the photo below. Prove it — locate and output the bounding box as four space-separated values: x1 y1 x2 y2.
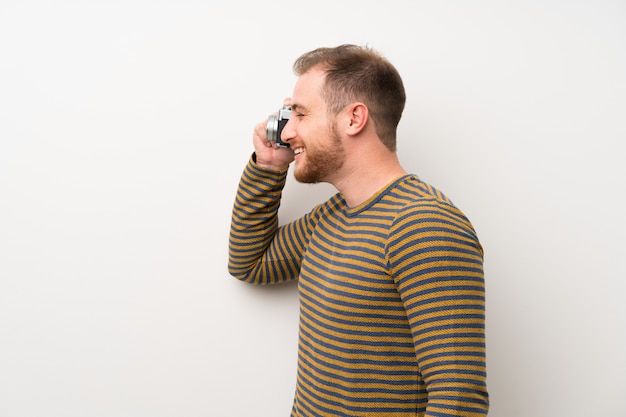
228 44 489 416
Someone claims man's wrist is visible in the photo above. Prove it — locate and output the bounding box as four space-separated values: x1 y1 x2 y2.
251 152 290 172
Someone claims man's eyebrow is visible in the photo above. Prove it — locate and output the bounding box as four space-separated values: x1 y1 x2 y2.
290 103 307 113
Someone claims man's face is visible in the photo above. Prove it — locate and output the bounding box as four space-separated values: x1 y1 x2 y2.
281 68 345 184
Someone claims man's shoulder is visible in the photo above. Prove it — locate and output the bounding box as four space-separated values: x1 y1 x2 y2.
383 175 455 208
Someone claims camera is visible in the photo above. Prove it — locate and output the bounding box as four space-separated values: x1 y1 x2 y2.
266 105 291 148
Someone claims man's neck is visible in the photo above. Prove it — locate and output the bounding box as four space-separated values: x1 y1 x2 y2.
331 152 407 208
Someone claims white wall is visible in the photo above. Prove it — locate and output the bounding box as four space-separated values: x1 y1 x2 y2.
1 1 624 416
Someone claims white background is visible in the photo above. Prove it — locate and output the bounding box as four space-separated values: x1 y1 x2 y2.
1 1 624 416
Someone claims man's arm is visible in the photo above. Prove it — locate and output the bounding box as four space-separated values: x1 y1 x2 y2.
228 115 303 284
228 154 302 285
388 202 489 416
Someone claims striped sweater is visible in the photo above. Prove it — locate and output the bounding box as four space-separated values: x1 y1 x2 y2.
228 156 489 416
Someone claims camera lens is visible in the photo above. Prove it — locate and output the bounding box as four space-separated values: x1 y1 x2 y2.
266 114 279 143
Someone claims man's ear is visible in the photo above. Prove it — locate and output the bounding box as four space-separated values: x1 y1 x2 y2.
345 103 368 136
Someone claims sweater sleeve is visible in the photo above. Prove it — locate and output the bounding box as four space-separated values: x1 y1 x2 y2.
228 155 308 285
387 200 489 416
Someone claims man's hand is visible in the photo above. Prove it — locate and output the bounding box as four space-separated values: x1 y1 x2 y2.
253 100 294 171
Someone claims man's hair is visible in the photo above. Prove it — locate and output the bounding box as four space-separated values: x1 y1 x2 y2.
293 44 406 151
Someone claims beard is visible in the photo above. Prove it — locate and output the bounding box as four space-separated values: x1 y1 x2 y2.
294 122 345 184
